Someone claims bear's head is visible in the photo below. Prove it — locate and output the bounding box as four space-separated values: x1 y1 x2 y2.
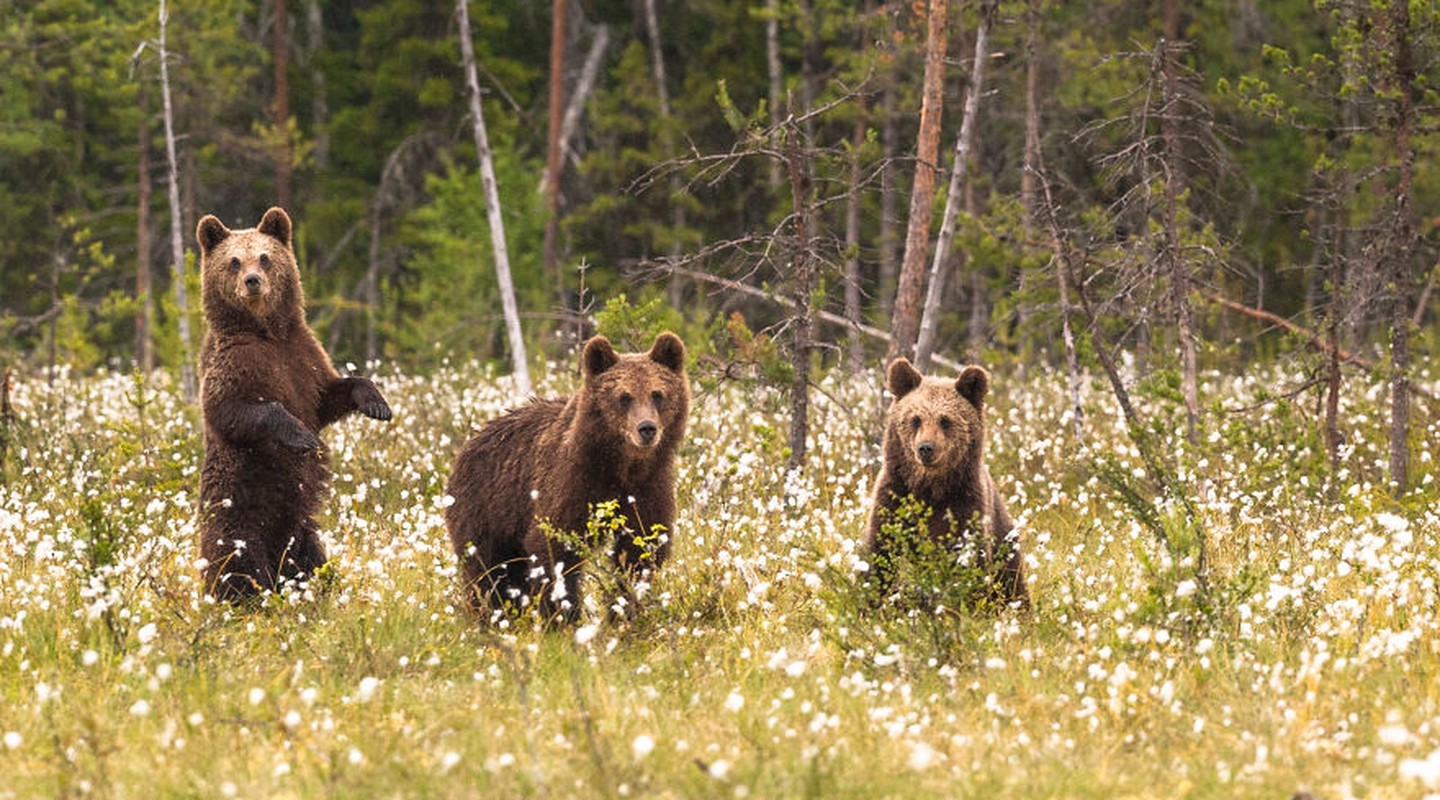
579 332 690 457
196 207 303 334
884 358 989 477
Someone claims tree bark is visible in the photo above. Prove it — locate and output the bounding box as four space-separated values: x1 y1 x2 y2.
641 0 688 307
158 0 195 402
916 0 993 371
543 23 609 186
541 0 568 299
1020 0 1041 231
886 0 948 365
306 0 328 172
878 66 899 320
457 0 532 396
765 0 783 192
1035 161 1084 438
1159 3 1198 444
136 86 155 375
1385 0 1415 493
272 0 291 209
844 110 866 372
784 120 817 472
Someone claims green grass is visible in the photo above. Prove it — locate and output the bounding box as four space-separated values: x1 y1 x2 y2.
1 359 1438 798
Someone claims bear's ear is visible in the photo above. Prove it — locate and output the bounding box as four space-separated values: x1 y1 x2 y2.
886 358 922 399
648 331 686 373
955 365 990 408
257 207 293 249
582 336 619 379
196 215 230 255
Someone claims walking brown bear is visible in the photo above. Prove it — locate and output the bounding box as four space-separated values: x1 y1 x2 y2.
445 332 689 621
864 357 1028 608
196 207 392 601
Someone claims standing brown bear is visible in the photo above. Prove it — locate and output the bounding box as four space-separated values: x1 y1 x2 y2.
864 358 1028 608
196 207 392 601
445 332 689 621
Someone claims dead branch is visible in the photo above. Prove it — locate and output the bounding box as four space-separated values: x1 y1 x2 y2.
656 262 963 373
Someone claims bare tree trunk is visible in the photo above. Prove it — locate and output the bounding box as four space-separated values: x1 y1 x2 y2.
1020 0 1040 230
844 110 866 372
916 0 993 371
272 0 291 209
548 23 608 181
1035 162 1084 438
158 0 195 402
886 0 948 364
878 71 899 320
843 0 873 373
306 0 328 172
784 119 817 473
136 87 155 375
641 0 688 308
1386 0 1415 493
1159 2 1198 444
541 0 568 299
457 0 532 396
765 0 783 192
366 194 382 363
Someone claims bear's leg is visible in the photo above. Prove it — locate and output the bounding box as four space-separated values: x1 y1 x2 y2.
993 527 1029 609
525 541 583 624
318 376 392 427
277 519 327 588
203 529 277 601
458 539 529 615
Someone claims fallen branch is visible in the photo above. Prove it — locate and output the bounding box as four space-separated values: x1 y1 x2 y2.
1201 289 1437 407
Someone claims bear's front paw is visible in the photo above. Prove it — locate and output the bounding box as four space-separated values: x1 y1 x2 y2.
280 427 322 453
351 380 393 421
360 398 392 421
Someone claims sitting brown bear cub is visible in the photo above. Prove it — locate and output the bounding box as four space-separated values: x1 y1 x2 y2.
445 333 690 621
196 207 392 601
864 358 1028 608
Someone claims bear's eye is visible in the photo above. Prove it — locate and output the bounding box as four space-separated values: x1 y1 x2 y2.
258 253 271 269
618 392 633 409
938 416 953 431
228 257 241 273
910 415 922 431
651 390 663 407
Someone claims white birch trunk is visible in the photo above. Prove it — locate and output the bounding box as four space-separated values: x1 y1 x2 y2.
158 0 195 402
915 1 994 371
457 0 532 396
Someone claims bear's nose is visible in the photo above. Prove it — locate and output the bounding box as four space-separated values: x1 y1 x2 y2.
637 421 658 445
243 273 262 293
916 441 936 464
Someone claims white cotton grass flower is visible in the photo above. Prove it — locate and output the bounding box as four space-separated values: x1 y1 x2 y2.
724 691 745 712
129 699 151 717
356 676 381 703
575 623 599 646
1400 748 1440 789
3 731 22 750
907 741 937 771
247 688 265 706
632 734 656 759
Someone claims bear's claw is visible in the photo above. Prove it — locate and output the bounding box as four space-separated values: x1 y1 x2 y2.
361 401 393 421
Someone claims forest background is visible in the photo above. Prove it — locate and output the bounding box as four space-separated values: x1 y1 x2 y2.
1 0 1438 488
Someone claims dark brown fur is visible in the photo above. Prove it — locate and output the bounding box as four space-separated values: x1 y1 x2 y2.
196 207 392 601
445 333 689 620
864 358 1027 607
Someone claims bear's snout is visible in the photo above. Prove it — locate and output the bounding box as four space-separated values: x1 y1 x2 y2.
243 273 263 294
636 420 658 445
916 440 937 465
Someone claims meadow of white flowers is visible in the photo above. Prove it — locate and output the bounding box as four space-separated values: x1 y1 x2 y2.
0 356 1436 798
